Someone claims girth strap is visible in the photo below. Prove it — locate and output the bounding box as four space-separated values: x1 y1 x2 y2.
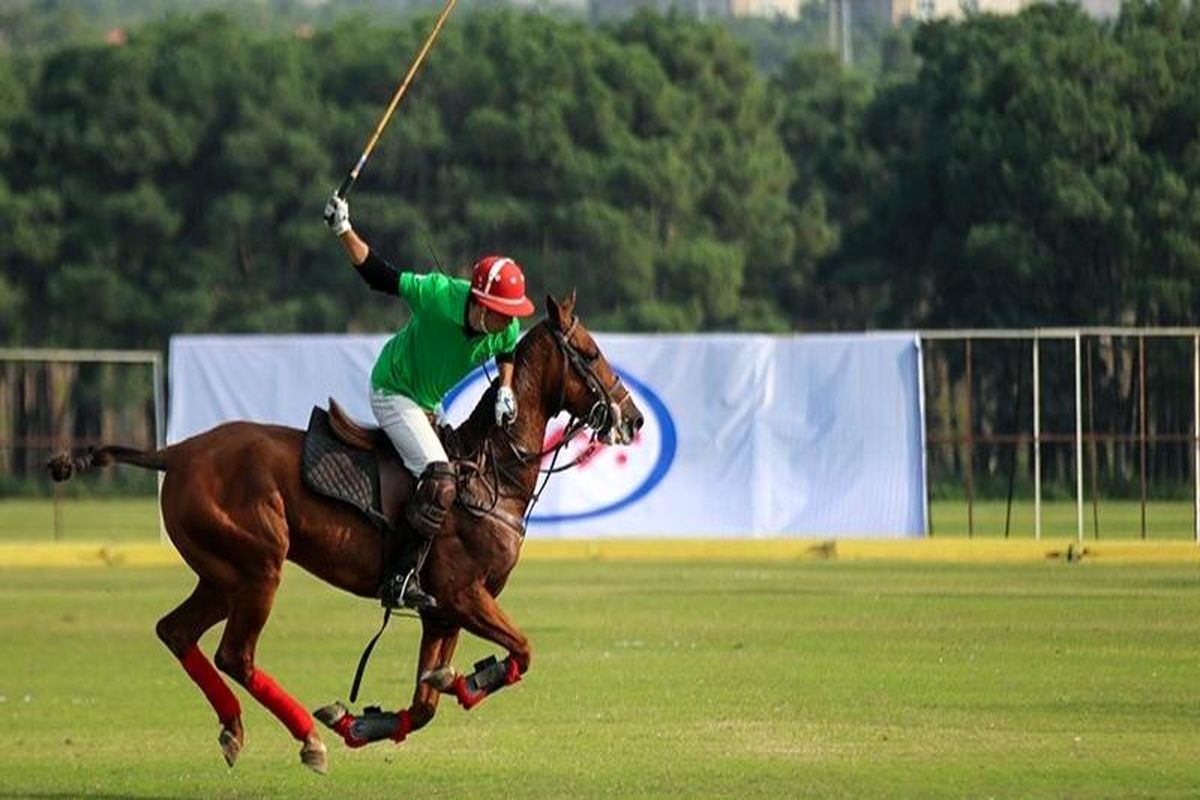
459 490 527 536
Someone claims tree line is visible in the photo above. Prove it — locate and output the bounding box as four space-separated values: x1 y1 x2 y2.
3 3 1198 350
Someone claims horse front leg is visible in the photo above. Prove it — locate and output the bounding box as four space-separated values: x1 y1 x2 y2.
316 620 460 748
411 623 461 728
423 584 530 711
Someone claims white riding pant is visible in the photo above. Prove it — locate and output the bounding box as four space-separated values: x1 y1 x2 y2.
369 388 448 477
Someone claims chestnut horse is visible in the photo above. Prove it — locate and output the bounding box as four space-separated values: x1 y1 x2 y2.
48 293 643 773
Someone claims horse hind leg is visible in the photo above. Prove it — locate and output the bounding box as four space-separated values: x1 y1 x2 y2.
214 582 327 774
155 579 244 767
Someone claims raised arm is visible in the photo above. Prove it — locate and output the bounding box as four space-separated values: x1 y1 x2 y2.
324 192 398 296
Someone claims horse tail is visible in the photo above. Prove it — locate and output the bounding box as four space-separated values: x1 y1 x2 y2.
47 445 169 483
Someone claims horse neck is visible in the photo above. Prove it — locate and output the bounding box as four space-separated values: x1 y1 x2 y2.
455 327 561 502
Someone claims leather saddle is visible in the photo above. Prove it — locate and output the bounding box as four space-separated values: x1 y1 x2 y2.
301 398 450 532
302 398 525 537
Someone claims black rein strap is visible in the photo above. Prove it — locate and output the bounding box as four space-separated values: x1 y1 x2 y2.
349 606 391 703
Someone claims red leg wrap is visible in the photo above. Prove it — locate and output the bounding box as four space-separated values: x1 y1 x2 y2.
504 657 523 686
179 646 240 725
452 675 487 710
331 711 368 749
392 709 413 743
245 668 314 740
453 658 523 710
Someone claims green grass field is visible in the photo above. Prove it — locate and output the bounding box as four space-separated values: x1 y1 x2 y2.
929 498 1199 540
2 497 1196 542
1 560 1197 799
0 497 163 542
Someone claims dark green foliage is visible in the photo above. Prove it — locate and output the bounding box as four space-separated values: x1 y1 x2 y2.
1 8 815 344
3 2 1200 345
832 0 1200 329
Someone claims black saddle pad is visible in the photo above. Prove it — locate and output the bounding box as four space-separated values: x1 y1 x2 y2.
302 407 390 531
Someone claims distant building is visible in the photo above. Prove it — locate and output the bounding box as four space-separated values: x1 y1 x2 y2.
589 0 803 20
1077 0 1120 17
887 0 1117 22
590 0 724 20
509 0 589 11
887 0 1031 21
728 0 804 17
588 0 1116 25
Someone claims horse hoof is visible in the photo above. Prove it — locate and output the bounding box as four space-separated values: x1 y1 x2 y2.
420 666 461 692
218 720 243 768
313 701 348 729
300 734 328 775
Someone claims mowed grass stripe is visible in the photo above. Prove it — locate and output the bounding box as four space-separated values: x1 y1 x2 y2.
0 561 1196 799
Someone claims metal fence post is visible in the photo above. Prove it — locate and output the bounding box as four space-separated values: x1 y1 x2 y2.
1033 333 1042 540
1075 332 1084 544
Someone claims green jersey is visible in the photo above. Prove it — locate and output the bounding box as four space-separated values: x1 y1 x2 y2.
370 271 520 410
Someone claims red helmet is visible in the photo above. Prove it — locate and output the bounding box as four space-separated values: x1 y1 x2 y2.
470 255 535 317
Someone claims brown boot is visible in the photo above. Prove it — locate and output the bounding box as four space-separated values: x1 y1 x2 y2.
382 462 456 610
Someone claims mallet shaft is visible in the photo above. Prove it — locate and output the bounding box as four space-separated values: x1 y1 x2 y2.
337 0 459 198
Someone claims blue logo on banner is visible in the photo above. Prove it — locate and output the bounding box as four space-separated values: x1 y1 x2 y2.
442 365 677 523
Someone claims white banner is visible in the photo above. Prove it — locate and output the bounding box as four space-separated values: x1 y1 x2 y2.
169 332 926 539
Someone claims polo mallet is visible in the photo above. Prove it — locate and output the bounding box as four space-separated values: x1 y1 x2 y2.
335 0 459 199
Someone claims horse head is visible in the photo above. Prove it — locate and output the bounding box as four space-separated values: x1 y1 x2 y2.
453 291 644 483
540 290 643 446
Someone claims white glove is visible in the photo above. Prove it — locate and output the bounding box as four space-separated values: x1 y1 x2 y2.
323 192 351 236
495 385 517 427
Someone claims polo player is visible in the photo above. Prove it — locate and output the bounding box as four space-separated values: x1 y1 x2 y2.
324 191 536 609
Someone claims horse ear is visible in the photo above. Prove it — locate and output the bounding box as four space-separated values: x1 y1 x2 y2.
563 288 577 315
545 293 564 329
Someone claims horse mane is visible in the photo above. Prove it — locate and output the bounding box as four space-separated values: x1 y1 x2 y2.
452 319 557 454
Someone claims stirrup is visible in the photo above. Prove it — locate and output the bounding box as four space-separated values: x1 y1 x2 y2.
382 569 437 611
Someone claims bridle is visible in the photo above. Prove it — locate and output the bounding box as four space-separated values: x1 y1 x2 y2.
494 316 629 471
547 316 631 452
458 317 631 529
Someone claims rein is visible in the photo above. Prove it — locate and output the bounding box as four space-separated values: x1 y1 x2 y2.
461 318 627 528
